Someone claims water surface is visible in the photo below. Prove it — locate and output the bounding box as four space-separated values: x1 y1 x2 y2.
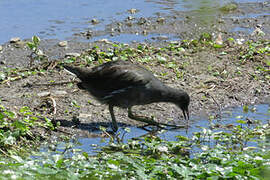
1 0 267 43
75 104 269 154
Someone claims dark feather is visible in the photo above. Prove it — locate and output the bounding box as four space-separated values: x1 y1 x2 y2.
64 60 190 131
64 61 162 105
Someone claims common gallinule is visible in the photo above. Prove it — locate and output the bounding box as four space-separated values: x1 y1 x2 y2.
64 60 190 132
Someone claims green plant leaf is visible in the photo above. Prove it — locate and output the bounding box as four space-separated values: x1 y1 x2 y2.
32 35 40 46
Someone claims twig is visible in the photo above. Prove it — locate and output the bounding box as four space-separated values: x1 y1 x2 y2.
1 76 23 84
28 80 78 87
207 92 222 118
0 148 9 156
47 96 57 115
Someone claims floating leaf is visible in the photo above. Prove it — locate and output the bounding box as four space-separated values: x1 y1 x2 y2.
236 120 246 124
243 105 249 113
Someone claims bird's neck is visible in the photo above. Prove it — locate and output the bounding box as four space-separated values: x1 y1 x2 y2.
152 86 182 103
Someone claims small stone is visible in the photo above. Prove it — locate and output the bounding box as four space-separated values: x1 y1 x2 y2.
127 16 134 20
256 24 262 28
96 39 112 44
91 19 99 24
52 90 67 96
79 113 92 119
58 41 68 47
218 19 225 23
128 8 137 14
85 30 92 37
37 91 51 97
10 37 21 43
142 30 148 35
126 22 133 27
157 17 165 23
157 36 168 41
14 41 25 48
232 18 239 24
170 41 179 44
236 38 245 45
116 27 122 33
215 33 223 45
65 52 80 58
138 17 147 25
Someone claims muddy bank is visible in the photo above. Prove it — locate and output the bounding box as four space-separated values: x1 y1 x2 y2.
0 1 269 138
0 39 269 138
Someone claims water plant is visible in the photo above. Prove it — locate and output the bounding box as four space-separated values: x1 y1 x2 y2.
0 117 269 179
0 104 54 155
27 35 48 66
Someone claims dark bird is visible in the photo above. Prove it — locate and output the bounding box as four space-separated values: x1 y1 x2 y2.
64 60 190 132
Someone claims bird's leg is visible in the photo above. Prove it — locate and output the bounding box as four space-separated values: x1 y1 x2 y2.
128 107 186 129
109 105 118 132
128 107 163 128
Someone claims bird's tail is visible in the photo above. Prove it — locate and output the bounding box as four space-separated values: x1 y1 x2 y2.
63 65 89 80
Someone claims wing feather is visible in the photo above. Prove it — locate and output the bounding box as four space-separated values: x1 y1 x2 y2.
85 61 154 91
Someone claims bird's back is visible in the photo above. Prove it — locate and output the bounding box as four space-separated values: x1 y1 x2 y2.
64 60 163 106
89 60 155 84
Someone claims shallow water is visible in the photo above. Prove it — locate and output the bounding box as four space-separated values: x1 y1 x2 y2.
0 0 267 44
74 104 269 154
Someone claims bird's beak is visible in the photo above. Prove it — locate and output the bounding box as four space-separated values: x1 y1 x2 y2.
182 108 189 120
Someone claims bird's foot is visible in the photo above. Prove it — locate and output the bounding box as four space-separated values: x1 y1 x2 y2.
128 108 186 129
112 123 118 132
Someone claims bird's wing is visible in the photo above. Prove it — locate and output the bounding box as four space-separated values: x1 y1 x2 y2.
87 61 155 91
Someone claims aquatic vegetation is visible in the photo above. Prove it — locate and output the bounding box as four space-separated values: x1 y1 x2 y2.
0 103 55 155
0 116 269 179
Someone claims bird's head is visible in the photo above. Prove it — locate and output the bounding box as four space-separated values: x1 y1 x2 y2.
170 90 190 120
177 92 190 120
161 87 190 120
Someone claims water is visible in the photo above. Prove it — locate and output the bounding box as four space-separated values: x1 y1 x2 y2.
0 0 267 44
74 104 269 154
